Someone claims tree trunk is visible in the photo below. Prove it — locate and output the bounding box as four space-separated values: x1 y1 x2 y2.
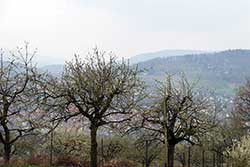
50 129 54 166
216 152 219 167
4 143 11 163
221 154 224 167
168 143 175 167
145 140 149 167
90 126 98 167
3 122 11 164
182 151 186 167
213 151 216 167
202 149 205 167
187 146 191 167
101 138 104 167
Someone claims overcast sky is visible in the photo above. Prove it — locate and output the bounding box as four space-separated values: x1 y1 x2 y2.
0 0 249 65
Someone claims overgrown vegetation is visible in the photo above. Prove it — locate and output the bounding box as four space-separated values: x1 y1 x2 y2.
0 44 250 167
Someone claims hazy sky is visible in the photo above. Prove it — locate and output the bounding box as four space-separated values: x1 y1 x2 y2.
0 0 249 65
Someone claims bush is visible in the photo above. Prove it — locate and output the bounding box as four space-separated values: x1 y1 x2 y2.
25 155 49 166
53 155 88 167
226 135 250 167
104 160 137 167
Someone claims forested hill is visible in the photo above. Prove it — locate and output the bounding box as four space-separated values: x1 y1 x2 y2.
41 49 250 96
129 49 206 64
136 49 250 95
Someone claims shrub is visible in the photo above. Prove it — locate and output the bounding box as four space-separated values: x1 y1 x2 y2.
53 155 88 167
104 160 137 167
26 155 49 166
226 135 250 167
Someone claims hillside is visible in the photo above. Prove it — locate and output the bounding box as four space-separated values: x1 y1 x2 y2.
39 49 250 96
129 49 207 64
137 49 250 95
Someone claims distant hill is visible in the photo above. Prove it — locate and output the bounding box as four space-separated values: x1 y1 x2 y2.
39 49 250 96
137 49 250 95
129 49 208 64
40 64 64 76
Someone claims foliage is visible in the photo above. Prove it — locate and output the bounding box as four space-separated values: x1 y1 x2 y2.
1 44 250 167
226 135 250 167
234 79 250 132
51 129 90 159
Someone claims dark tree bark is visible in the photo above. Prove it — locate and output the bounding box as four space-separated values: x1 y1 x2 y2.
145 140 149 167
4 143 11 163
90 126 98 167
1 115 11 163
168 143 175 167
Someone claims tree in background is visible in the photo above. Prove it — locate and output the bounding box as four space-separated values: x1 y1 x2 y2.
45 48 145 167
134 132 162 167
98 137 124 163
0 44 42 163
234 79 250 133
142 74 213 167
50 127 90 159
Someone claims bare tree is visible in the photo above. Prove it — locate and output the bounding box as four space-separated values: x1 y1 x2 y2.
142 74 212 167
45 48 145 167
99 139 124 163
134 132 162 167
0 44 42 163
234 79 250 133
